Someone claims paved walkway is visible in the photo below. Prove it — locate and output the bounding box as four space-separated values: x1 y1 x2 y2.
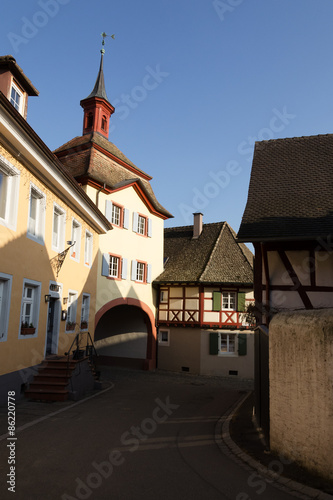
0 368 331 500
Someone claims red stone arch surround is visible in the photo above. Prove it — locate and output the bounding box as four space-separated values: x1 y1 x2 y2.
95 297 156 370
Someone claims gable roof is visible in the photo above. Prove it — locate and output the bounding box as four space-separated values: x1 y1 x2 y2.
237 134 333 242
0 91 112 234
154 222 253 285
0 55 39 96
54 132 172 219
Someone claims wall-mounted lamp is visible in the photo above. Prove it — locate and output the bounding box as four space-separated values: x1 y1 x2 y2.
63 297 68 305
45 294 51 303
61 310 67 321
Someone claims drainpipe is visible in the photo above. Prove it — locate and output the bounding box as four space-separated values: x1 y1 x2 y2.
96 183 106 209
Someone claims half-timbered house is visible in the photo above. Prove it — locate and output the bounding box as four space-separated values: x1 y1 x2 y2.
237 133 333 441
154 213 254 378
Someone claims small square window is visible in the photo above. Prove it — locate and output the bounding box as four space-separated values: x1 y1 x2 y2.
109 256 120 278
219 333 237 355
222 292 236 310
111 205 121 226
159 329 170 345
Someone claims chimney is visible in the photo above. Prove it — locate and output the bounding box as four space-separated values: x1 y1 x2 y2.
193 212 203 239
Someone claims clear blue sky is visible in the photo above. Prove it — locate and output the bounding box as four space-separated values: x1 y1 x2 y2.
1 0 333 233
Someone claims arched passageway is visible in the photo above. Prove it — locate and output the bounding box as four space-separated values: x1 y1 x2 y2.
94 298 156 370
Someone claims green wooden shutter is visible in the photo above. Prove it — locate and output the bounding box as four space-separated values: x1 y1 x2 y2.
238 333 247 356
213 291 222 312
238 292 246 312
209 332 219 355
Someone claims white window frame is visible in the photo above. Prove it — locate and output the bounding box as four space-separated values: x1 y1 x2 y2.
0 155 20 231
52 203 66 252
137 215 146 235
158 328 170 346
111 204 121 226
109 255 120 278
218 332 237 356
70 218 81 262
0 272 13 342
66 290 78 331
80 293 90 330
136 261 145 282
27 183 46 245
84 230 93 267
222 292 236 310
19 279 41 338
10 82 24 114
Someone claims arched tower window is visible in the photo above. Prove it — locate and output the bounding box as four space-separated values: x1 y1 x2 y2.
86 112 93 129
101 115 107 131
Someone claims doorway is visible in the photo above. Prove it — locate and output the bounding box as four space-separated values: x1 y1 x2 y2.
46 298 60 355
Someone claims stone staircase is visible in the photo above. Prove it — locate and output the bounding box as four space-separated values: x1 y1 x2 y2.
25 355 97 402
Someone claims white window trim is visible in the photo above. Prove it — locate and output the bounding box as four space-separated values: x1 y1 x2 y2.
80 293 90 330
222 292 236 311
19 279 41 339
158 328 170 346
84 230 93 267
66 290 78 332
52 203 66 253
0 155 20 231
10 81 24 115
0 272 13 342
70 218 81 262
27 183 46 245
218 332 238 356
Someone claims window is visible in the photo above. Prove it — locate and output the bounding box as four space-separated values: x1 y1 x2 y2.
80 294 90 330
20 279 41 337
27 185 46 244
0 155 20 230
86 112 93 129
102 254 127 280
111 204 121 226
70 219 81 261
131 260 152 284
101 115 107 131
66 291 78 331
10 82 24 114
52 204 66 252
0 273 12 342
219 333 236 354
84 231 93 266
160 289 168 303
132 212 152 237
110 255 120 278
222 292 236 310
137 215 146 235
158 329 170 346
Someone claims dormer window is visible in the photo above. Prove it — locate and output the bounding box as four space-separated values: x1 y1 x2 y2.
101 115 107 131
10 82 23 114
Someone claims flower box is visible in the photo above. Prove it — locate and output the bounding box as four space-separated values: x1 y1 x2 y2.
21 327 36 336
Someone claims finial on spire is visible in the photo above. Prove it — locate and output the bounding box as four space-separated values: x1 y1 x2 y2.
101 32 115 54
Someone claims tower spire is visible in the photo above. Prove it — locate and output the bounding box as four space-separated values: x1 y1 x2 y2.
80 32 115 139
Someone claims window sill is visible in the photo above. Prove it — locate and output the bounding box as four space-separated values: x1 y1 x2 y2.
27 232 44 246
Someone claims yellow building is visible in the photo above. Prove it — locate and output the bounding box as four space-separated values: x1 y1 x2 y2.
0 56 111 403
55 50 172 370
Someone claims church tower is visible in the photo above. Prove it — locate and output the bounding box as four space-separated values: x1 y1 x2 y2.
80 47 114 139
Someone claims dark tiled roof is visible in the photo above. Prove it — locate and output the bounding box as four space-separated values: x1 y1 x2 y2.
54 133 172 219
237 134 333 242
154 222 253 285
0 55 39 96
81 53 110 103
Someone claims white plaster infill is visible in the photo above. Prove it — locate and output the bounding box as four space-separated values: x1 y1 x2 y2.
215 392 333 500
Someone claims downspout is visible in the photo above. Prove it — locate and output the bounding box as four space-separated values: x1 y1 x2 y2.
96 183 106 210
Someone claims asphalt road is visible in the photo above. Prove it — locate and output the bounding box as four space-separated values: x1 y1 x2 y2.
0 368 309 500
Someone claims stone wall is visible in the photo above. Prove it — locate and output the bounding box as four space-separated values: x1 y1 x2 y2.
269 309 333 481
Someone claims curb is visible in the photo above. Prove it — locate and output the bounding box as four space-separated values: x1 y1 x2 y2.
216 392 333 500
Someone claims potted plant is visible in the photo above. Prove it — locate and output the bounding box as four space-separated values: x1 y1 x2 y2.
80 320 88 330
21 322 36 335
66 321 76 331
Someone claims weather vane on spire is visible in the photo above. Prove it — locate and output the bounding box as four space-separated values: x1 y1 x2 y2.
101 32 115 54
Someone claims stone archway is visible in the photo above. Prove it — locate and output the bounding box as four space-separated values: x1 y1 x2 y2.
95 298 156 370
